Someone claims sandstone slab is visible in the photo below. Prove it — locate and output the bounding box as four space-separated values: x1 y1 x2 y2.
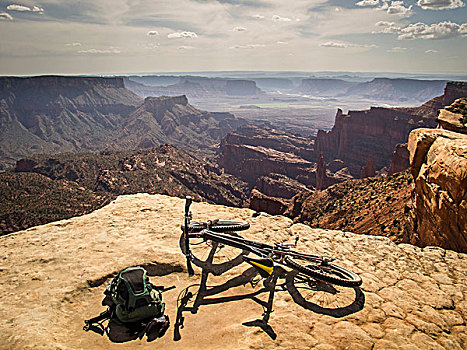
0 194 466 349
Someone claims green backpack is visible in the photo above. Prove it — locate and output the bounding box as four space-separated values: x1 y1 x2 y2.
109 266 165 323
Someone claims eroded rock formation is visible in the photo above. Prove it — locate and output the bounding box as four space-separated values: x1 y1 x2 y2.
248 189 288 215
316 153 328 190
360 157 376 179
387 143 409 176
407 128 467 253
219 125 348 196
314 82 467 177
437 98 467 134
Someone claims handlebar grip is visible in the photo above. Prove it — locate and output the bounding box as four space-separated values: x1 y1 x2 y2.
185 196 193 214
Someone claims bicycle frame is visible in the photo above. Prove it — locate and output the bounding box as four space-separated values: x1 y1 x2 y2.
186 229 330 267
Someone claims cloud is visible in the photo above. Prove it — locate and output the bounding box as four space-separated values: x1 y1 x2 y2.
6 4 44 14
6 4 31 11
320 41 378 49
425 49 439 53
355 0 380 6
387 46 407 52
276 41 288 44
417 0 465 10
144 43 160 50
233 26 247 32
78 47 121 54
178 45 194 50
386 1 413 16
167 31 198 39
272 15 292 22
0 12 13 20
374 21 401 33
66 42 82 47
253 14 264 19
147 30 159 36
398 21 467 39
229 44 265 49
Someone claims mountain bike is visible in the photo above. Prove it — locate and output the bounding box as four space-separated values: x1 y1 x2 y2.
180 196 362 288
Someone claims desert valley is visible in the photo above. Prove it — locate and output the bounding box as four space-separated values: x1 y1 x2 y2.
1 0 467 348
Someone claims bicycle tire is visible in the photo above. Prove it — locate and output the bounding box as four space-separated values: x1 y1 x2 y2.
179 232 249 275
284 256 362 287
184 220 250 233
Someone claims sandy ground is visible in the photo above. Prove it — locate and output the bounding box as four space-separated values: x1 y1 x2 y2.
0 194 466 349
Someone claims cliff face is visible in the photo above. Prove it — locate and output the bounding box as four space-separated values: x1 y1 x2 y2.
0 76 142 169
407 128 467 253
314 82 467 177
116 95 245 151
0 194 465 349
0 76 246 169
124 76 260 99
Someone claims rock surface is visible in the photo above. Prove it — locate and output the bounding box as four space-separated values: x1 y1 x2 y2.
1 194 466 349
407 128 467 253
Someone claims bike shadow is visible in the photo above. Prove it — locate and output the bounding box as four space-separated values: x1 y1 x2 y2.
174 252 365 341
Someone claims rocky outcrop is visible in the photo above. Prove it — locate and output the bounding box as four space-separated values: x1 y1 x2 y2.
219 125 316 187
315 153 327 190
219 143 315 185
219 125 349 194
314 82 467 177
287 170 413 243
407 128 467 253
248 189 288 215
388 143 409 176
360 157 376 179
1 194 465 349
437 98 467 134
254 174 309 199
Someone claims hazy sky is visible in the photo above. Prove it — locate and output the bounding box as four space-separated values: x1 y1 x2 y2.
0 0 466 75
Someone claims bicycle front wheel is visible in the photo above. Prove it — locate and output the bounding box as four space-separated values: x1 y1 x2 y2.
284 256 362 287
179 232 249 275
185 220 250 233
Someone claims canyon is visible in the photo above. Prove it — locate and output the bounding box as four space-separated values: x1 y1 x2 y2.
0 76 245 169
1 76 466 254
314 82 467 176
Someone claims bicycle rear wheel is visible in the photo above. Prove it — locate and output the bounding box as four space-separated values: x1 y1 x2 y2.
285 270 364 315
284 256 362 287
185 220 250 233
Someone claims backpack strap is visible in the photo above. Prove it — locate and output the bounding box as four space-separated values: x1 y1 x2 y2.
83 308 112 335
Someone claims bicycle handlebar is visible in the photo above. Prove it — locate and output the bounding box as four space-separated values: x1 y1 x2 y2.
185 196 193 215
